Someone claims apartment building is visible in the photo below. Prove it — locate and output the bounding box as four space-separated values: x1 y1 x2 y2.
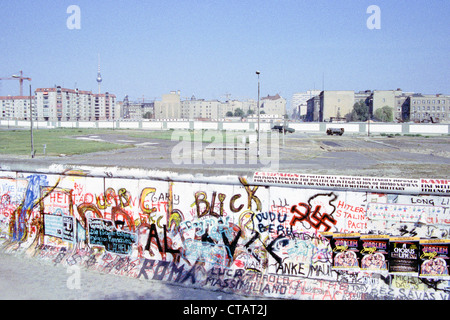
93 92 117 120
35 87 92 121
260 94 286 117
33 86 117 121
181 96 222 119
1 86 120 122
0 96 35 120
409 94 450 123
178 95 258 120
304 89 444 123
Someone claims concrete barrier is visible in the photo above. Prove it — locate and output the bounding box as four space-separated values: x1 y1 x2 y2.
0 165 449 300
2 120 449 135
409 124 449 134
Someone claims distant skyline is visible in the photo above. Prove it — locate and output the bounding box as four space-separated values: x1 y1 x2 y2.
1 0 449 110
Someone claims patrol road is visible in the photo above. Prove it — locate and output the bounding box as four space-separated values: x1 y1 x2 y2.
0 131 448 178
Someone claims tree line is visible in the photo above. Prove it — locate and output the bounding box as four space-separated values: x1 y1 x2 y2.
346 101 393 122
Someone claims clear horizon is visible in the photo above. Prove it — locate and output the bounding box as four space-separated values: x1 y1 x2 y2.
1 0 449 109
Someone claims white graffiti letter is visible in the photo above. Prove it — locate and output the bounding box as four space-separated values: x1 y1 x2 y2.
66 5 81 30
171 130 192 165
259 131 280 171
66 265 81 290
366 5 381 30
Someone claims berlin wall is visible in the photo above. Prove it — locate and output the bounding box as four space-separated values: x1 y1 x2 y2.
1 119 449 135
0 165 449 300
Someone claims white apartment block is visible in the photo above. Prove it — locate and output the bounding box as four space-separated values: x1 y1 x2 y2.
34 86 117 121
1 87 119 122
93 92 117 120
35 87 91 121
181 96 222 119
0 96 35 120
260 94 286 117
163 92 260 120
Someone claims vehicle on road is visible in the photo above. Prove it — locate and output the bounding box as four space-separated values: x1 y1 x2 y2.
326 128 344 136
272 125 295 134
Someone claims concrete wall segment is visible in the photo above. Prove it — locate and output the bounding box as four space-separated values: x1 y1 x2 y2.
2 120 450 135
0 166 449 300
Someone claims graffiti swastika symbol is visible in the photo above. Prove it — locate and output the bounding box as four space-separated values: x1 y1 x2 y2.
290 203 337 232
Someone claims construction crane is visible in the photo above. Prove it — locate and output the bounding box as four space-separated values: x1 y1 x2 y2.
222 92 232 102
0 70 32 96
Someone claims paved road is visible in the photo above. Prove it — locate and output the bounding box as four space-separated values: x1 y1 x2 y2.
1 131 448 178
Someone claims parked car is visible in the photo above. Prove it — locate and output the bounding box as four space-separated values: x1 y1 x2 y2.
326 128 344 136
272 125 295 134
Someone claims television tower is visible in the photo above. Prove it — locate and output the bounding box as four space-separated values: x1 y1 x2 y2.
96 53 102 94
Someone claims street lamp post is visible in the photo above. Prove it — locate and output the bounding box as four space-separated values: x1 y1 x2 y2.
256 71 260 158
28 84 34 158
13 74 34 158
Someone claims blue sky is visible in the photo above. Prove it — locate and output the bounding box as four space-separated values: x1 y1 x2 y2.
1 0 449 110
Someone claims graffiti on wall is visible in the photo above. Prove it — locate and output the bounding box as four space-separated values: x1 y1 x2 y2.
0 170 449 300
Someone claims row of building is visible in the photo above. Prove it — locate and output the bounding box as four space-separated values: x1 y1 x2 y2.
1 85 449 123
0 86 118 121
123 91 287 120
0 87 287 122
292 89 450 123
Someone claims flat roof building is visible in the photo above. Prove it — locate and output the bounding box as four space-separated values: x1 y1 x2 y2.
409 93 450 123
0 95 35 120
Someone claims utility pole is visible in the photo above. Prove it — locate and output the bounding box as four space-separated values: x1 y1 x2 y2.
256 71 260 158
29 84 34 158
